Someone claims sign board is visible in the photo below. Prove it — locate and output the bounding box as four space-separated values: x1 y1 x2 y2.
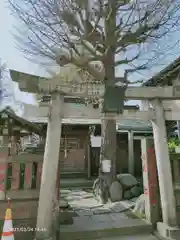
102 86 125 113
38 83 180 100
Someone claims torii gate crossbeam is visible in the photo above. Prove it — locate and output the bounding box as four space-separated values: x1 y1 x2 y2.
20 79 180 100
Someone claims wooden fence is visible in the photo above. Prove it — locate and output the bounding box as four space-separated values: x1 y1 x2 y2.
0 153 43 220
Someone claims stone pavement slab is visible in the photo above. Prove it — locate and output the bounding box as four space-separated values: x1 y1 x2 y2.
120 197 138 208
69 198 103 209
75 209 93 216
92 207 111 214
109 202 127 213
61 188 137 216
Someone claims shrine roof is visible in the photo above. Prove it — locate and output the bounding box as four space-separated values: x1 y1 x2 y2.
117 119 152 131
0 107 42 134
143 56 180 87
142 58 180 134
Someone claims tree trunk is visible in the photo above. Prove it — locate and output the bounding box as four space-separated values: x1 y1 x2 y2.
100 119 117 176
93 0 119 204
98 119 117 203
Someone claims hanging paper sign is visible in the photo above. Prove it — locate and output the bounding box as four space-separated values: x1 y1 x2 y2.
102 159 111 173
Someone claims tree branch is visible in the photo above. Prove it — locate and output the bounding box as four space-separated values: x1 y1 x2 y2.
8 0 180 85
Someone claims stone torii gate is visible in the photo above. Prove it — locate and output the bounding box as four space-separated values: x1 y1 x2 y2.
10 71 180 239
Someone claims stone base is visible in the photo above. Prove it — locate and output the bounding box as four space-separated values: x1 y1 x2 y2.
157 222 180 240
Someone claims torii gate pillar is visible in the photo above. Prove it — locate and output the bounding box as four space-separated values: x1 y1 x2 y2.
151 99 180 239
36 94 63 240
141 137 160 226
151 99 177 226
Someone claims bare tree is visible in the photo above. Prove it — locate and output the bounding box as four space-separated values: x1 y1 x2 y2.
9 0 180 202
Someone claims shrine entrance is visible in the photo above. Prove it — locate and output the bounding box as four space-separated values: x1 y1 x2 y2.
9 69 180 239
37 85 180 239
59 125 89 173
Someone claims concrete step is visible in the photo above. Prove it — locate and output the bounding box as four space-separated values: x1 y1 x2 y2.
60 217 153 240
92 234 159 240
60 178 94 189
60 171 86 179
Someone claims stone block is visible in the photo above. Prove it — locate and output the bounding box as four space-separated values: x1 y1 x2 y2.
92 208 111 214
157 222 180 240
131 186 142 197
117 173 138 189
109 181 123 202
124 190 133 200
110 202 126 213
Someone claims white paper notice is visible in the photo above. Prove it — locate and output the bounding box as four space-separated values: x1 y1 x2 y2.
102 159 111 173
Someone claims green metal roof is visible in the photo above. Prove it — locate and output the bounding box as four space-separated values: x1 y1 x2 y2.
117 119 152 131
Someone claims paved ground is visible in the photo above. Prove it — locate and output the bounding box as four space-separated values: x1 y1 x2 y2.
93 234 159 240
60 188 138 215
60 189 152 240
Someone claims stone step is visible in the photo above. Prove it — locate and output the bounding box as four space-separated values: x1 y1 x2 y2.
89 234 159 240
60 217 153 240
60 178 94 189
60 171 87 179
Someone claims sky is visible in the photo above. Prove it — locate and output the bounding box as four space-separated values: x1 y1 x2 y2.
0 0 43 107
0 0 180 110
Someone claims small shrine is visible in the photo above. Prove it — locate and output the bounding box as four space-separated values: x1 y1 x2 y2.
0 107 41 155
